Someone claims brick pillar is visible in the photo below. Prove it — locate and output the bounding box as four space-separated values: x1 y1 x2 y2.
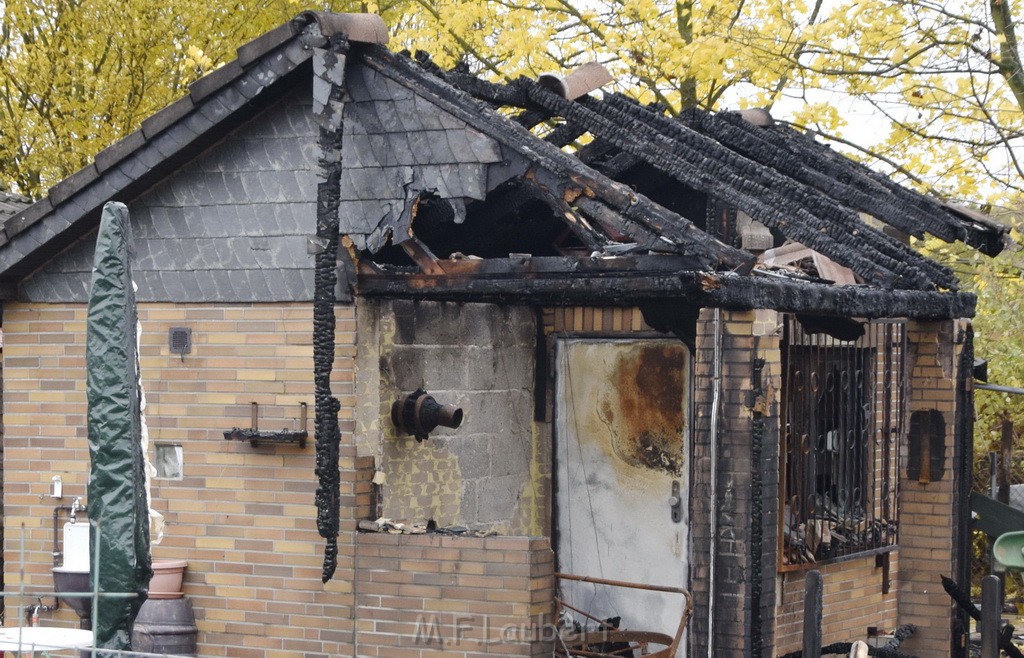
690 309 780 656
898 320 961 656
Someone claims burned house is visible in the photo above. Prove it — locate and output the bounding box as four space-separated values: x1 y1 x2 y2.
0 11 1006 657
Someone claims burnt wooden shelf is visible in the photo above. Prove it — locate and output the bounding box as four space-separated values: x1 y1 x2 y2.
223 427 308 449
224 402 308 448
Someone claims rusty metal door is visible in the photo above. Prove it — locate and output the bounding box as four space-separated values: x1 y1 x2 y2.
554 339 689 657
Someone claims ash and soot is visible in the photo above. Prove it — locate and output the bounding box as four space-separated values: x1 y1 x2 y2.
600 343 687 476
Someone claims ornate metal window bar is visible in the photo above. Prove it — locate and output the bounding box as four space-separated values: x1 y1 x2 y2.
779 316 905 570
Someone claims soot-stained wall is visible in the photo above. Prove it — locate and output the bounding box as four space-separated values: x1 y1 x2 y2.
355 299 546 535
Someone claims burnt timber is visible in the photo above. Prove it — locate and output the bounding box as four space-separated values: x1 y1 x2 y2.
356 256 976 320
321 44 1005 320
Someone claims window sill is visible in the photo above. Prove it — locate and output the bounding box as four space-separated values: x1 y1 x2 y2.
778 544 898 573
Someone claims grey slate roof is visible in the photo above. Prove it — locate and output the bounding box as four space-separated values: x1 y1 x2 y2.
0 11 1007 308
0 15 324 286
0 189 30 222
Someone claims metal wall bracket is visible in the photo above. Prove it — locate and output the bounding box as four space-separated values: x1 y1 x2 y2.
224 402 308 448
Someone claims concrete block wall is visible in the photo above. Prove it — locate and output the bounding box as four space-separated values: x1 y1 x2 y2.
690 308 780 656
774 555 899 653
355 300 544 536
2 301 369 657
353 533 554 656
897 320 961 656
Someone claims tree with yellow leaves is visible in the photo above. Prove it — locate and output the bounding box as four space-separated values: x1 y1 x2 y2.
3 0 1021 205
0 0 321 196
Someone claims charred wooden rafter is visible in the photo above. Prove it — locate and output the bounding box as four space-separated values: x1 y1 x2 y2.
434 62 1002 283
518 173 606 251
525 85 946 291
432 66 928 289
599 93 957 290
771 124 1006 256
357 46 751 272
356 256 975 320
573 197 672 250
687 109 960 243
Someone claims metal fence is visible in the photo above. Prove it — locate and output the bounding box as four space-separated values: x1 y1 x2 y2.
971 446 1024 600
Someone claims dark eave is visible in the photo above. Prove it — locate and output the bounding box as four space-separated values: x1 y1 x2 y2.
356 256 976 320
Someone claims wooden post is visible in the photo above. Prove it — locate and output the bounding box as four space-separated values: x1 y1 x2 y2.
999 418 1013 505
981 575 1001 658
990 452 1001 578
802 570 823 658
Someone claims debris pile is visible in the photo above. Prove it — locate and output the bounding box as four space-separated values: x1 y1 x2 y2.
356 518 501 537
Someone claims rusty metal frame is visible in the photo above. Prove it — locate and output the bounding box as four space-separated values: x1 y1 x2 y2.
223 401 309 448
554 572 692 658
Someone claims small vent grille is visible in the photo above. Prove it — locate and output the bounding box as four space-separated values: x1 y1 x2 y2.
168 327 192 358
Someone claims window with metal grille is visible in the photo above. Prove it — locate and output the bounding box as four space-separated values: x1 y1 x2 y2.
780 316 905 569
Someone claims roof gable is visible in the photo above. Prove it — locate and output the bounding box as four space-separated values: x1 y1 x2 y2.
0 12 1006 316
0 13 346 287
19 87 319 303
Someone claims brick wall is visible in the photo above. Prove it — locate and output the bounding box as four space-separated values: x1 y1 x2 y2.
4 299 555 657
690 308 781 656
897 320 962 656
353 533 554 656
545 306 651 333
2 301 368 656
774 555 899 653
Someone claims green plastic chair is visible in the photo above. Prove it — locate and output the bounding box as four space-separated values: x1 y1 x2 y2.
993 531 1024 571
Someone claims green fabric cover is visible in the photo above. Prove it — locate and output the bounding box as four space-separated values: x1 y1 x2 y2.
86 202 152 649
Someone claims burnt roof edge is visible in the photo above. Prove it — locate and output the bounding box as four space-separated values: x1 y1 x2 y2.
357 260 977 320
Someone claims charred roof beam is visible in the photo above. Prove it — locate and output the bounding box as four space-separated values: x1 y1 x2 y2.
574 197 675 252
594 92 957 291
771 124 1005 256
356 256 976 320
519 171 607 251
701 110 962 245
435 65 924 282
521 84 925 290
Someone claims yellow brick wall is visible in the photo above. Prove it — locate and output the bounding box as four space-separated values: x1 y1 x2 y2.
2 301 359 657
354 534 554 657
774 555 899 654
897 320 962 657
544 306 652 334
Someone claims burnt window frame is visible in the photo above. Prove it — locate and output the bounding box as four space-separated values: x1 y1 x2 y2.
778 316 905 570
